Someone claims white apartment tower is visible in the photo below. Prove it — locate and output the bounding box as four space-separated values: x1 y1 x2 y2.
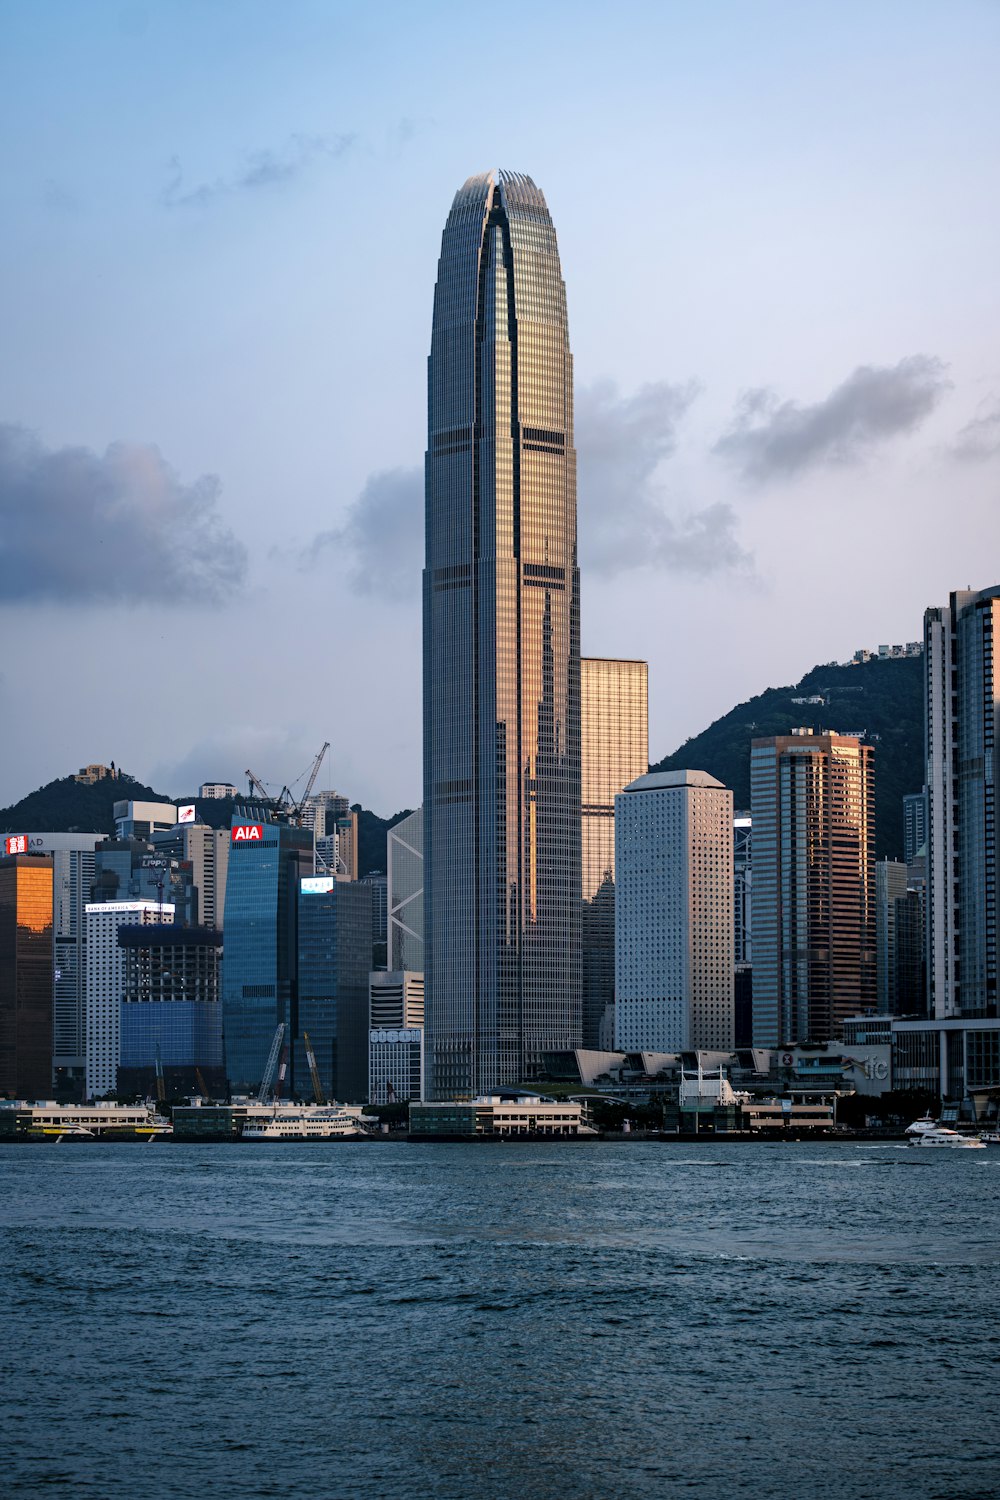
615 771 734 1053
85 900 173 1099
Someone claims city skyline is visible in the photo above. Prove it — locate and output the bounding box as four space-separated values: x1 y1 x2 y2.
2 3 999 816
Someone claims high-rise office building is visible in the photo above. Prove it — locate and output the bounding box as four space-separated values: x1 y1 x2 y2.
751 730 875 1045
5 832 102 1098
423 170 581 1097
297 876 373 1102
580 658 648 1048
875 859 909 1014
388 808 423 972
118 924 224 1096
369 970 425 1104
0 853 54 1099
113 800 178 840
925 586 1000 1018
151 822 230 929
85 900 171 1099
91 839 196 927
221 814 314 1094
614 771 734 1053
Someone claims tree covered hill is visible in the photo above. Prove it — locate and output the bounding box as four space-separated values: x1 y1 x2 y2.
650 655 923 861
0 772 413 878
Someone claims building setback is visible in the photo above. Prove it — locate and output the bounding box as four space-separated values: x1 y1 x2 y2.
0 854 54 1099
615 771 734 1054
581 658 649 1050
751 730 875 1045
423 169 582 1096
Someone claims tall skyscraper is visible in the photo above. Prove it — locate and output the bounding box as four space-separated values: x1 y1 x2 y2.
152 822 230 930
875 859 909 1014
903 792 928 868
423 170 581 1097
580 658 648 1048
614 771 734 1053
85 899 171 1099
0 853 54 1099
751 730 875 1045
221 813 313 1094
296 876 372 1102
925 586 1000 1018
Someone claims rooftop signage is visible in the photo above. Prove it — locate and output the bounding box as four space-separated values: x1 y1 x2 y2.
301 876 335 894
178 804 196 824
232 824 264 843
5 834 28 855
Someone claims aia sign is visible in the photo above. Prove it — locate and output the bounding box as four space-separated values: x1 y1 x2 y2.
5 834 28 855
231 824 264 843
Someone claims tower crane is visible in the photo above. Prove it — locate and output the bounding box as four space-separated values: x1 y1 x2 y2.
303 1031 326 1105
257 1023 286 1104
242 742 330 826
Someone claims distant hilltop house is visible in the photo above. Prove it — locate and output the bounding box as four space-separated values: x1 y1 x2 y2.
850 643 922 664
73 763 120 785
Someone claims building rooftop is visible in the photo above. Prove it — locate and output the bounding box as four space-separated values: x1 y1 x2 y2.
623 770 727 794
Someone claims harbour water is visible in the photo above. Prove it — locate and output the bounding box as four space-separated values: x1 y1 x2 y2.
2 1140 999 1500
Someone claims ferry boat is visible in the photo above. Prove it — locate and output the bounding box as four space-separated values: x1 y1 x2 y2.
242 1107 364 1141
908 1125 985 1150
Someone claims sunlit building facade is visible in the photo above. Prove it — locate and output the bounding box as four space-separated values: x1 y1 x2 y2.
423 170 581 1096
0 854 54 1099
751 731 875 1045
581 657 648 1048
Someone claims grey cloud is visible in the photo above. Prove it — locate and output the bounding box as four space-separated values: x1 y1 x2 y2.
0 422 246 605
951 399 1000 463
162 132 356 208
304 467 423 598
714 355 950 481
577 378 752 577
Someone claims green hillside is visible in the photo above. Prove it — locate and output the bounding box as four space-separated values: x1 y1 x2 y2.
0 771 413 877
651 655 923 861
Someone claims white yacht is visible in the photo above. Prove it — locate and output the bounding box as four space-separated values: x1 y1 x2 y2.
242 1106 364 1141
908 1125 985 1150
904 1114 938 1137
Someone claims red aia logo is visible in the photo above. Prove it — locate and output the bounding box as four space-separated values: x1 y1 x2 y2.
231 824 264 843
5 835 28 855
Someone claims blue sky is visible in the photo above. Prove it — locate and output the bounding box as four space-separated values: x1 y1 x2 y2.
2 0 998 811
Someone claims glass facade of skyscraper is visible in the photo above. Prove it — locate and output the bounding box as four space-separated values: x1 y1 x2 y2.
580 657 648 1048
423 170 582 1097
388 807 423 973
297 877 372 1103
221 816 313 1095
0 855 54 1099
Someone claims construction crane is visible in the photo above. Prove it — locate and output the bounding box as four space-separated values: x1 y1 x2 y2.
154 1043 166 1104
257 1023 286 1104
243 743 330 827
303 1031 326 1105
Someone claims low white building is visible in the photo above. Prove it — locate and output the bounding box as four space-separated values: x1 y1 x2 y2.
369 1027 424 1104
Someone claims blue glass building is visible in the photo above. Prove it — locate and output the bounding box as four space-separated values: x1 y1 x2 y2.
118 924 224 1094
297 877 373 1103
221 814 313 1094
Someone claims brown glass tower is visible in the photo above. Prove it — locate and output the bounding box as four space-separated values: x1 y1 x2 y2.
750 731 875 1044
423 171 581 1097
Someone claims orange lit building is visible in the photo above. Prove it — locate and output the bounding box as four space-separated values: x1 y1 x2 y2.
0 854 54 1098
